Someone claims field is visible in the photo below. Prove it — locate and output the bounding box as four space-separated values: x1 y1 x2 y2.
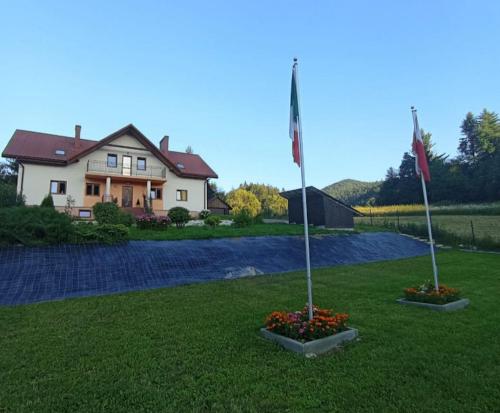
355 215 500 243
355 201 500 216
1 251 499 412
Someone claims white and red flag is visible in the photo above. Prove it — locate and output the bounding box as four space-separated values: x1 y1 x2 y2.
412 110 431 182
289 63 301 166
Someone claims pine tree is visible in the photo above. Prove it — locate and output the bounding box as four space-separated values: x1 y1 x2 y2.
458 112 479 162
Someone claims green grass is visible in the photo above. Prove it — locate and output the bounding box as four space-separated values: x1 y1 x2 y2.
1 251 500 412
356 215 500 243
129 223 336 241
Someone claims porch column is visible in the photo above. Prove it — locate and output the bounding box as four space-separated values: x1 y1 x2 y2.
105 177 111 202
146 180 152 209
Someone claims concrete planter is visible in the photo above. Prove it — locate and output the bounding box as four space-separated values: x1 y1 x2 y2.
260 327 358 356
397 298 470 312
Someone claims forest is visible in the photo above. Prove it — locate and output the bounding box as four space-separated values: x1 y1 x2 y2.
377 109 500 205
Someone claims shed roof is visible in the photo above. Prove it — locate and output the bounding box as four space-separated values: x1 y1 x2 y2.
280 186 363 216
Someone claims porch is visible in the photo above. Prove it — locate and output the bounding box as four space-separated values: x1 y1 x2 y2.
83 175 166 214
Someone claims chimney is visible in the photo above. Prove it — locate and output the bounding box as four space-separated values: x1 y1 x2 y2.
160 135 169 154
75 124 81 148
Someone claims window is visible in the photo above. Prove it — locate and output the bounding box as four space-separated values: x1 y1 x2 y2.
176 162 185 169
86 183 100 196
150 188 162 200
50 180 66 195
107 154 118 168
55 149 65 155
137 157 147 171
176 189 188 201
78 210 91 218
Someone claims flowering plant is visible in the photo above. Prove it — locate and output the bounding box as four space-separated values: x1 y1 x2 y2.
265 305 349 342
404 280 461 304
136 214 171 230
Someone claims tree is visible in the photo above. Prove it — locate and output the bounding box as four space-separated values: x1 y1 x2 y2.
185 145 193 154
458 112 480 162
0 159 18 184
226 188 262 217
238 182 287 217
477 109 500 155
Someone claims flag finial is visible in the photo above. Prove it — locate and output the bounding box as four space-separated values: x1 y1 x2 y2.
411 106 416 112
293 57 298 63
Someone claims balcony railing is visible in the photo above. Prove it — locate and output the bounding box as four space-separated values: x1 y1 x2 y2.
86 160 166 179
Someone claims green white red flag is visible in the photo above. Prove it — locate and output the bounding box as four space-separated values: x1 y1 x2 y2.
289 63 301 166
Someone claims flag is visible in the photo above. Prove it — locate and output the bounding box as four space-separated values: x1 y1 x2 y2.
412 114 431 182
289 64 301 166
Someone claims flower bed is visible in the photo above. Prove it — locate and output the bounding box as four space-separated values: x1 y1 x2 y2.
136 215 171 230
404 281 461 305
264 305 349 343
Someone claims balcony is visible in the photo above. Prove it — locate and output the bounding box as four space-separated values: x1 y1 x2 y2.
86 160 167 180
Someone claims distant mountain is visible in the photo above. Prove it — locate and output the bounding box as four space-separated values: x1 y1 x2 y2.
322 179 382 206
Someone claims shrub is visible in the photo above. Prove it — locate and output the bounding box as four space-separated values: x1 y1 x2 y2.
226 189 262 217
72 223 129 244
40 194 55 208
0 207 73 246
204 215 221 227
233 210 253 227
136 214 171 230
264 305 349 342
168 207 190 228
199 209 211 219
92 202 134 227
404 281 461 305
0 182 24 208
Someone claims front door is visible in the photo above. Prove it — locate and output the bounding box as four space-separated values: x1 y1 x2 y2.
122 155 132 176
122 186 133 207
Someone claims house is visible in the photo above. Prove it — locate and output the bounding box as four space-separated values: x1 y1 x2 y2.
1 124 218 218
207 185 232 215
280 186 363 229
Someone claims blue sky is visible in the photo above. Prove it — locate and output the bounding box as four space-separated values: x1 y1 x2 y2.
1 1 499 192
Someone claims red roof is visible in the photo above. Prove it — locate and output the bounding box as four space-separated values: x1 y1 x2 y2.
2 130 98 164
164 150 218 179
2 126 217 179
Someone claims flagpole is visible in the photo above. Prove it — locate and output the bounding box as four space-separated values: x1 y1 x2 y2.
294 58 314 320
411 107 439 291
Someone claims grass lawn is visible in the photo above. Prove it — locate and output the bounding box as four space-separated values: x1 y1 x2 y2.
1 251 500 412
356 215 500 242
129 223 335 241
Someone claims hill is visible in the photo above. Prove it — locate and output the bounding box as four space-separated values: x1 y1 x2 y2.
322 179 381 206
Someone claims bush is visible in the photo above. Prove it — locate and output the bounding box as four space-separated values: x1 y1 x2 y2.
264 305 349 342
0 182 24 208
404 281 461 305
199 209 211 219
0 207 73 246
92 202 134 227
204 215 221 228
40 194 55 208
136 214 171 230
72 223 129 244
168 207 190 228
233 210 253 227
226 189 261 217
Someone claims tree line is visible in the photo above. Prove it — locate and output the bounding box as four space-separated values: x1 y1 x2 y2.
378 109 500 205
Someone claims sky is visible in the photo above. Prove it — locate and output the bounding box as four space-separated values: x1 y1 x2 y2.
1 0 499 192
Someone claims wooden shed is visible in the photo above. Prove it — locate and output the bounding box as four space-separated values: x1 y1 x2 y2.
207 185 232 215
280 186 363 229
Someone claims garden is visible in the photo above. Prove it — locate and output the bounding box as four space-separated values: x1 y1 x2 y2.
1 250 498 412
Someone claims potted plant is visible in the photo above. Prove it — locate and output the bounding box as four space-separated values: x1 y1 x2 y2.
260 305 358 356
397 280 469 311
